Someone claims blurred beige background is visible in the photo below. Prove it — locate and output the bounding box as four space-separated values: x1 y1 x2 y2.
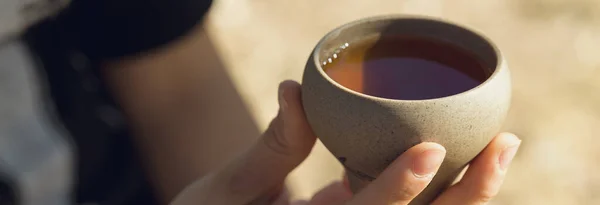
204 0 600 204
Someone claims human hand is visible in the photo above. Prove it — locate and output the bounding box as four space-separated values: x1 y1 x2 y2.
170 80 521 205
292 132 520 205
170 80 317 205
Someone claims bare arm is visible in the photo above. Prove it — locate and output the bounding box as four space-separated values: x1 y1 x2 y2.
101 24 261 203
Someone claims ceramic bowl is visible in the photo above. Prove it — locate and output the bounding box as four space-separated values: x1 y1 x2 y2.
301 15 511 204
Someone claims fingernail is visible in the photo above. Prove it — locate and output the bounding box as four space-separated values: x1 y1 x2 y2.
412 148 446 178
278 83 288 112
499 141 521 171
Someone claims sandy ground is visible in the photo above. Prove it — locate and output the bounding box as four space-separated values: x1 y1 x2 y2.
204 0 600 204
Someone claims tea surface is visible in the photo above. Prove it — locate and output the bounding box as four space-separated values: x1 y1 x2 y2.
323 35 490 100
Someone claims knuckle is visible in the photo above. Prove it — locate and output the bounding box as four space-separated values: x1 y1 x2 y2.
394 184 421 201
473 188 497 203
263 117 292 156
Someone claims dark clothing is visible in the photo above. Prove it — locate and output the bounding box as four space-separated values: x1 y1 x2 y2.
23 0 213 204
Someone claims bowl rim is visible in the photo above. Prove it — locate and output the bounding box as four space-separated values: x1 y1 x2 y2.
311 14 506 103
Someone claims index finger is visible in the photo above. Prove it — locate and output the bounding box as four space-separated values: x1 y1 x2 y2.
432 133 521 205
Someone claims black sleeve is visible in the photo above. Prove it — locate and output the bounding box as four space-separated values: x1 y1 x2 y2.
57 0 213 61
21 2 212 204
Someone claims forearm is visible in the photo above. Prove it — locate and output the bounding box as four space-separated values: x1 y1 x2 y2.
102 25 261 203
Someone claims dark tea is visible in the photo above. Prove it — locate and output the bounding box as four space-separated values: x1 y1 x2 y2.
323 35 491 100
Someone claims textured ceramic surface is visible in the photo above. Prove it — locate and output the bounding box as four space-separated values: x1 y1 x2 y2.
301 15 511 204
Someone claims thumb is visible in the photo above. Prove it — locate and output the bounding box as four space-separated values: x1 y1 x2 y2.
171 80 317 205
347 143 446 205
